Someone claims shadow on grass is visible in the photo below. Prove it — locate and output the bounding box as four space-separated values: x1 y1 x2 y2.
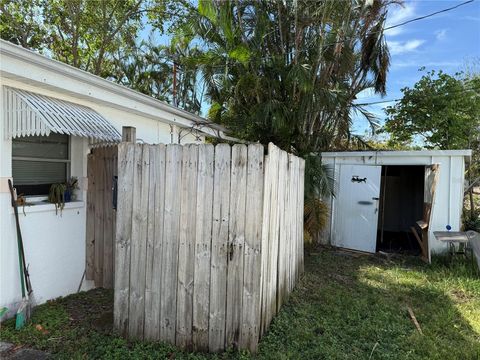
258 248 480 360
1 249 479 359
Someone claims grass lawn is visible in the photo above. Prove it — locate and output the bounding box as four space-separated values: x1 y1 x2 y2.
1 248 479 359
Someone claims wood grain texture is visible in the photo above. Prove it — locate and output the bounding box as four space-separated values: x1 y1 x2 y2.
193 144 214 351
266 143 280 326
86 152 95 280
113 141 305 352
144 145 162 340
112 146 118 285
94 147 105 287
114 143 135 336
298 158 305 275
239 144 264 352
226 144 248 349
103 146 114 289
160 144 183 343
209 144 231 352
176 144 199 349
128 144 149 339
276 150 288 310
259 154 271 336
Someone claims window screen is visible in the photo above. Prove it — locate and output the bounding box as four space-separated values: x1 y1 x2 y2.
12 134 70 196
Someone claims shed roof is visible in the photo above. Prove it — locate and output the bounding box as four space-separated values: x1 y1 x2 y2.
321 150 472 159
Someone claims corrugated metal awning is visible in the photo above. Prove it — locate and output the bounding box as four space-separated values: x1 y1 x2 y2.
3 86 121 142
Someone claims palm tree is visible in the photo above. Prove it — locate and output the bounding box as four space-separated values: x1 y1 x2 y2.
176 0 399 240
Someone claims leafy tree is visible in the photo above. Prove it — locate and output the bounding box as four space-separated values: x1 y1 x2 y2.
384 70 480 223
0 0 47 49
174 0 399 241
384 70 480 149
0 0 200 112
176 0 396 157
110 39 202 113
43 0 149 76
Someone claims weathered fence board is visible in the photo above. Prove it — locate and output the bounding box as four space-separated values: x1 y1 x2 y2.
160 145 183 343
226 144 247 348
266 143 280 326
193 144 214 351
259 154 271 336
114 142 305 352
86 146 117 289
176 145 199 348
114 143 134 335
144 145 165 340
128 144 149 338
86 153 96 280
239 144 264 352
94 148 105 287
209 144 231 352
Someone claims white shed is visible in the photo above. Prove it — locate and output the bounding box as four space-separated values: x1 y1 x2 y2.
321 150 472 261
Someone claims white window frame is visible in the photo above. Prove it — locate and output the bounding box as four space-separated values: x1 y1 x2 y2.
12 134 71 198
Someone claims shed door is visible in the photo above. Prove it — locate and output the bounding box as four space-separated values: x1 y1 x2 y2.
333 164 382 253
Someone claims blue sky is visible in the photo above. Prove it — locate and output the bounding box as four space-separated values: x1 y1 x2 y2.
144 1 480 134
352 0 480 137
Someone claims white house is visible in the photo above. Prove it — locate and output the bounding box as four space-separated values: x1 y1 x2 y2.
321 150 472 261
0 40 232 317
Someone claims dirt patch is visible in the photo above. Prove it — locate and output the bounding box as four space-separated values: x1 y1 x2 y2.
449 289 474 303
328 273 354 285
60 288 113 328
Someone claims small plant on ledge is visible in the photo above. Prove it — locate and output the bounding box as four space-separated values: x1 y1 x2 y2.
65 177 79 202
48 183 66 215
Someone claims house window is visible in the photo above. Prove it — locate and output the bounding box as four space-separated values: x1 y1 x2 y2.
12 134 70 196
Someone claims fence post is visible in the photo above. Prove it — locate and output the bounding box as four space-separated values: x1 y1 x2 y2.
122 126 136 143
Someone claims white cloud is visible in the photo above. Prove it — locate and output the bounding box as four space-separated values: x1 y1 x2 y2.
435 29 447 41
392 60 461 69
388 39 425 55
385 3 416 36
356 89 376 99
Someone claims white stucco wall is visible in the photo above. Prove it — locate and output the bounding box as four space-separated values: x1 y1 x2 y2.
0 79 204 317
321 151 468 258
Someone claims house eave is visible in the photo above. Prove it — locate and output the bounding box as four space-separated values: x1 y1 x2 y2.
0 40 230 139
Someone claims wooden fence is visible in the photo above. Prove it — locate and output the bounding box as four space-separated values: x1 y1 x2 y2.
85 146 117 288
114 142 305 353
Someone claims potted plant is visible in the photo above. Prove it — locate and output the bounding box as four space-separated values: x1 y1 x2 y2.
48 183 66 214
65 177 79 202
48 177 78 214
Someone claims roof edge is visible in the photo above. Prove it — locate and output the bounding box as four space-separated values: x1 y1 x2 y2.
321 150 472 158
0 39 229 136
